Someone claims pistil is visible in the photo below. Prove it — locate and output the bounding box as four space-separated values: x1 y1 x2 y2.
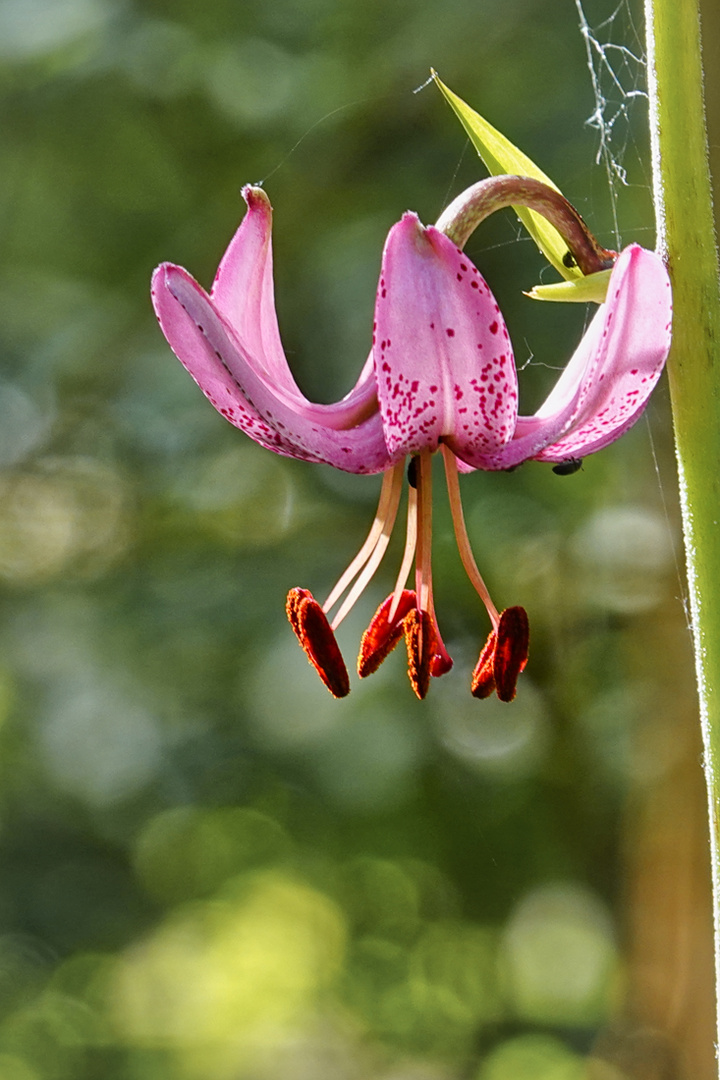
415 450 434 616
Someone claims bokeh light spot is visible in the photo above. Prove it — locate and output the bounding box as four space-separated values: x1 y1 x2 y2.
175 445 297 548
476 1033 585 1080
112 871 346 1072
0 458 131 585
570 506 675 613
203 39 300 126
434 673 548 777
0 0 113 59
134 806 292 905
37 674 163 807
500 882 619 1026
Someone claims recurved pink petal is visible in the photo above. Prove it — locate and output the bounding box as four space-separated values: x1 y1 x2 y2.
468 244 672 469
151 264 392 474
210 185 294 396
374 214 518 460
534 244 672 461
209 186 379 430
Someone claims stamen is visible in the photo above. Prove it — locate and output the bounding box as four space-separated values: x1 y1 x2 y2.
471 606 529 701
286 586 304 636
441 446 500 628
494 606 529 702
286 587 350 698
388 484 418 623
471 629 497 699
408 451 453 680
326 462 405 630
323 463 404 615
404 608 434 699
357 589 416 677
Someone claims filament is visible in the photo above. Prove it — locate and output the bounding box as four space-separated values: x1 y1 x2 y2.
329 462 404 630
323 461 404 615
388 484 418 622
441 445 500 627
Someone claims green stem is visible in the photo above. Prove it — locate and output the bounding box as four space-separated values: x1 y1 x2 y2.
645 0 720 1053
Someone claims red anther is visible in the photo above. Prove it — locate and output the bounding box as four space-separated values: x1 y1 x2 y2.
286 587 350 698
286 586 311 638
357 590 417 678
471 629 498 699
493 606 529 702
470 607 529 701
403 608 434 700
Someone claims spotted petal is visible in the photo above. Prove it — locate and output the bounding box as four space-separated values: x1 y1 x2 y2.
151 264 391 474
535 245 672 460
471 244 672 469
374 213 518 461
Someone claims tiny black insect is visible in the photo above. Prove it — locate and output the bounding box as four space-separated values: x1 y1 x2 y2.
562 251 578 269
407 456 419 488
552 457 583 476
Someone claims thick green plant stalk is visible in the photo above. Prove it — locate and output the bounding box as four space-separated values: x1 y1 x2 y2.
645 0 720 1050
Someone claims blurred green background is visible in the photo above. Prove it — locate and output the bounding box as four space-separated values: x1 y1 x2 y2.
0 0 716 1077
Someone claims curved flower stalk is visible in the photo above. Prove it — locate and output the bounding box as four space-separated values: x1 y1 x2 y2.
151 176 672 699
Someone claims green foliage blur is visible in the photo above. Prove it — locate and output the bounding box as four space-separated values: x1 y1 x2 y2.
0 0 710 1077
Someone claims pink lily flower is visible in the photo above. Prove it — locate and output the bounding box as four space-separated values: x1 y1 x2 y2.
151 180 672 700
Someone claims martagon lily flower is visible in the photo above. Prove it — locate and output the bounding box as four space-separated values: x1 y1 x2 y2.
151 175 672 700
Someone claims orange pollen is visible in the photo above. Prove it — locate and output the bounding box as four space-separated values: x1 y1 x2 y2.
470 629 498 699
404 607 435 700
358 589 417 678
286 587 350 698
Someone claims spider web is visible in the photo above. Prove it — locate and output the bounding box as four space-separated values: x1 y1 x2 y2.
575 0 692 629
574 0 649 248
